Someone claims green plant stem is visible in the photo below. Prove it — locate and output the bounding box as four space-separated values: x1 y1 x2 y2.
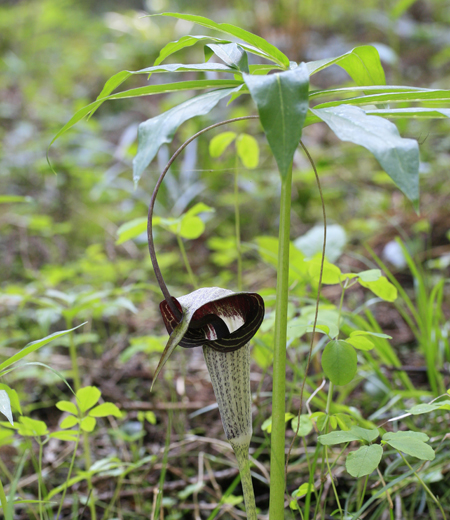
398 452 447 520
0 477 8 516
232 443 257 520
38 440 43 520
55 432 81 520
325 448 343 518
83 433 96 520
269 163 293 519
66 319 81 392
176 235 197 289
357 475 369 511
234 155 243 291
326 382 334 415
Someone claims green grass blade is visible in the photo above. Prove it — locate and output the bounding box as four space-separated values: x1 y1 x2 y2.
0 324 86 374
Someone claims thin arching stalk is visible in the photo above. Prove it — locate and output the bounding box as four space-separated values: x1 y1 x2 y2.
147 116 258 321
285 141 327 481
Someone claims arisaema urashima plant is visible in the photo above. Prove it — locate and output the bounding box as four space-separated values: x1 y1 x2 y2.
49 12 450 520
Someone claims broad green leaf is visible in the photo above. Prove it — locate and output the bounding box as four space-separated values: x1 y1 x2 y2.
311 411 327 431
133 87 238 184
206 43 249 73
346 444 383 478
76 386 101 413
307 45 386 86
80 416 97 432
359 276 398 302
321 340 357 386
0 384 21 414
350 330 392 339
209 132 237 157
262 413 295 434
346 336 374 351
236 133 259 169
309 85 429 102
335 413 353 431
244 63 309 178
18 417 48 437
308 258 342 284
293 483 314 498
312 105 419 207
116 217 147 245
158 13 290 68
174 215 204 239
291 414 313 437
319 425 379 445
0 390 13 425
256 236 308 281
49 430 79 441
60 415 79 429
0 324 85 374
89 402 122 418
383 431 435 461
383 431 429 442
407 401 450 415
358 269 381 282
56 401 78 416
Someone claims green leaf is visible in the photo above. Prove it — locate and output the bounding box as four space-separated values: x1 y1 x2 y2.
133 87 239 184
365 107 450 119
319 425 379 445
307 46 386 86
312 105 419 206
350 330 392 339
236 134 259 169
346 444 383 478
383 431 429 442
89 402 122 418
291 414 313 437
80 416 97 432
18 417 48 437
157 13 290 68
406 401 450 415
321 340 357 386
116 217 147 245
56 401 78 416
60 415 79 429
0 384 21 414
292 482 314 498
316 89 450 108
244 63 309 178
262 413 295 434
383 431 435 461
76 386 101 413
209 131 237 158
0 390 13 425
0 324 85 374
154 35 227 66
49 430 79 441
359 276 398 302
358 269 381 282
346 336 374 351
206 43 249 73
308 257 342 284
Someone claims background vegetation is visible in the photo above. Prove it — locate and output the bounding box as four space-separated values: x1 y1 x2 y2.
1 0 450 519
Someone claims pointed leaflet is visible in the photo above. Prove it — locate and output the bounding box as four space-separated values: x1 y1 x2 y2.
244 63 309 179
312 105 419 207
133 87 239 184
158 13 290 68
307 45 386 86
206 43 249 73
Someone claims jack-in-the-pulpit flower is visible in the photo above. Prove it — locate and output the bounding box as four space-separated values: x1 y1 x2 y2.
152 287 264 520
